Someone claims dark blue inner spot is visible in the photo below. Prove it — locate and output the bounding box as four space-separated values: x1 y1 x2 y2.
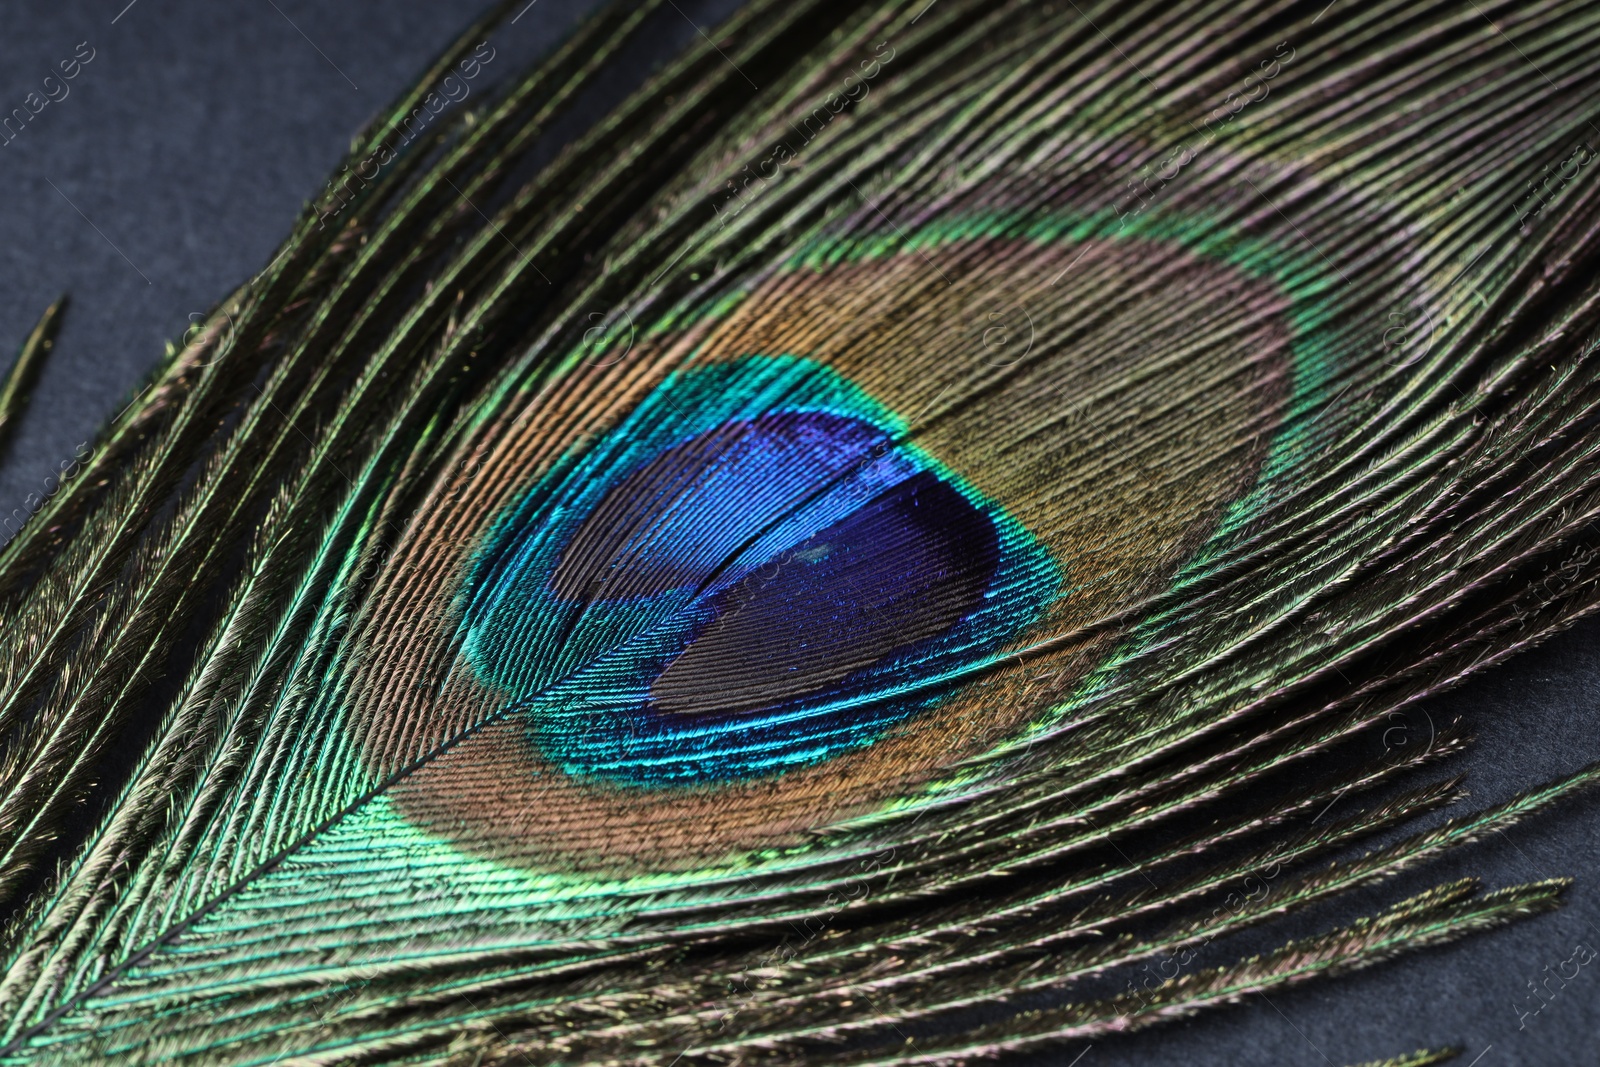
548 411 891 602
648 471 999 721
464 399 1049 787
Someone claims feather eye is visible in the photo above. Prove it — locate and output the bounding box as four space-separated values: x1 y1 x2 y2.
5 0 1600 1063
360 207 1305 876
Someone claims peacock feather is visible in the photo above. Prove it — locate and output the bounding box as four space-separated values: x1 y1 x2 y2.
2 0 1600 1062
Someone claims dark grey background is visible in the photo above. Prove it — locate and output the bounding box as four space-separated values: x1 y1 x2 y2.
0 2 1595 1064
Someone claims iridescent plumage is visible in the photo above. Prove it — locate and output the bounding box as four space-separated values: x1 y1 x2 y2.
2 0 1600 1063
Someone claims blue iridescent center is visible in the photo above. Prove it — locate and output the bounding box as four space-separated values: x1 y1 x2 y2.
460 358 1057 786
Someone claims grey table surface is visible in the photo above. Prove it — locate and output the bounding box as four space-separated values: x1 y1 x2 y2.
0 2 1595 1064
